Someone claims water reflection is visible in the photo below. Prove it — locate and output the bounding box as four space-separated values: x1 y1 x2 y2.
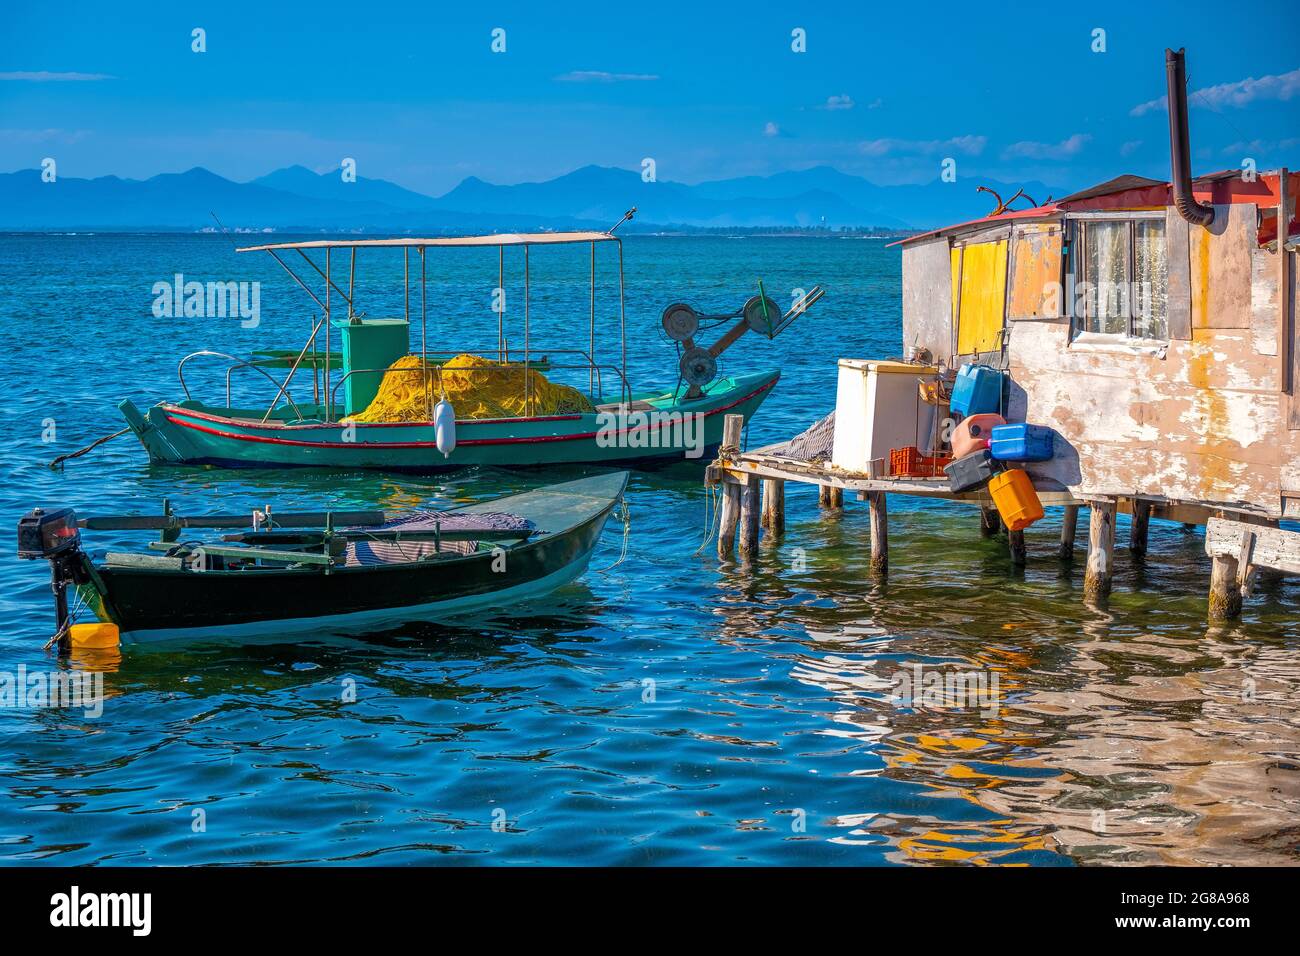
709 507 1300 866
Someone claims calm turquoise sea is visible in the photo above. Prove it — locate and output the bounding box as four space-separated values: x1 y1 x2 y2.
0 234 1296 866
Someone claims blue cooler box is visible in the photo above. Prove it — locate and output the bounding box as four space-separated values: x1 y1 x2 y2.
989 423 1054 462
950 364 1004 417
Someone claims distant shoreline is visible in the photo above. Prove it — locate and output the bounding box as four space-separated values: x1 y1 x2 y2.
0 227 921 239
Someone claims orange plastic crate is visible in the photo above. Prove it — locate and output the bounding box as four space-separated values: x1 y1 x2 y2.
889 446 953 478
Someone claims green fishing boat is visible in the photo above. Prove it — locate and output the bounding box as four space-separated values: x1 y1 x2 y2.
17 472 628 646
117 221 821 472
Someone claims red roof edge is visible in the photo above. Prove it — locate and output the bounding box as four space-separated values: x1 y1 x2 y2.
892 169 1297 247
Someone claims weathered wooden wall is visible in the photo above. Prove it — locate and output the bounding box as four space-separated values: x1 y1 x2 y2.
1007 203 1299 516
901 238 952 363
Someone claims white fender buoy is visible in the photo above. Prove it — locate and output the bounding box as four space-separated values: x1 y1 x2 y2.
434 398 456 458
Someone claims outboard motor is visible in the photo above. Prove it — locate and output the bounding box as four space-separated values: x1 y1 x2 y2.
17 507 86 648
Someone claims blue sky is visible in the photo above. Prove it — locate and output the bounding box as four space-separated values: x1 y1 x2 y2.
2 0 1297 195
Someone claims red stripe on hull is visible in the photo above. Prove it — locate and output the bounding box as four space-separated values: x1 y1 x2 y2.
162 379 777 451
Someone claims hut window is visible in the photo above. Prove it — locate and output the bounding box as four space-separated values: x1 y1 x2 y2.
1073 216 1168 341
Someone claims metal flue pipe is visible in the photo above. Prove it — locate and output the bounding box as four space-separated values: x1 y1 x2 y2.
1165 47 1215 227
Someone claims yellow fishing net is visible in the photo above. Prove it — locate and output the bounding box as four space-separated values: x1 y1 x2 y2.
350 353 596 422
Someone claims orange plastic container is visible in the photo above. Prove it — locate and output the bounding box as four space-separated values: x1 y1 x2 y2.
988 468 1044 531
950 413 1005 458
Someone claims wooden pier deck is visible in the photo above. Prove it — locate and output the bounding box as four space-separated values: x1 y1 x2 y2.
706 414 1297 621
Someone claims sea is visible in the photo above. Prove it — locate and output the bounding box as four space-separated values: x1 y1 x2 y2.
0 233 1296 865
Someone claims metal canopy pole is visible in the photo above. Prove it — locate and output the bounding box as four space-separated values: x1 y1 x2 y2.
589 240 596 398
498 246 505 362
421 246 429 419
348 247 357 320
324 248 331 422
264 249 326 311
311 311 319 404
617 239 627 406
293 248 351 310
404 248 409 324
524 244 531 417
260 316 326 424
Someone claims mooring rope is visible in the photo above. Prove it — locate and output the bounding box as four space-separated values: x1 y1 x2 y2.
42 590 89 651
694 479 722 555
49 427 130 469
594 498 631 573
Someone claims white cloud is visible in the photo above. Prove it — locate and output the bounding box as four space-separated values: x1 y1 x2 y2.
0 71 114 81
0 128 91 144
1119 139 1142 157
1131 66 1300 116
554 71 659 83
859 135 986 157
1001 133 1091 160
1222 136 1300 155
819 94 854 111
763 121 780 137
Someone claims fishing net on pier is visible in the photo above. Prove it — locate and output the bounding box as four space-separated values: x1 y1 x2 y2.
351 353 596 423
761 411 836 462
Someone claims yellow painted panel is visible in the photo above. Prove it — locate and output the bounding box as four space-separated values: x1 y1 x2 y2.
1008 228 1062 319
956 240 1008 354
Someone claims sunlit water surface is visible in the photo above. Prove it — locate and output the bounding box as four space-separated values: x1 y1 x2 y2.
0 234 1296 865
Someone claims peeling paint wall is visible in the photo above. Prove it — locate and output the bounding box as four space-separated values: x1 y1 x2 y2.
1006 203 1297 515
901 238 953 363
898 196 1297 515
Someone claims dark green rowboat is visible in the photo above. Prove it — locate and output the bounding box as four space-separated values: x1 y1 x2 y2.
18 473 627 646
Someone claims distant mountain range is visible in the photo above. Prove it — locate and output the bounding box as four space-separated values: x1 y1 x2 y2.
0 163 1068 233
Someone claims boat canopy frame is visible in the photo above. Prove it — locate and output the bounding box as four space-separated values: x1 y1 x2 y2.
233 225 633 423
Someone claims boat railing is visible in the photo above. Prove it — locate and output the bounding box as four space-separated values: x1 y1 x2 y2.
177 350 306 420
328 357 631 422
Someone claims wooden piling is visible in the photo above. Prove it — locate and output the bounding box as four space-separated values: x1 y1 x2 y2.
1129 499 1151 557
738 477 760 558
979 505 1000 538
1208 553 1243 620
818 484 843 511
717 480 740 560
868 491 888 573
760 478 785 536
715 414 745 561
1008 530 1026 566
1084 499 1117 602
1060 504 1080 561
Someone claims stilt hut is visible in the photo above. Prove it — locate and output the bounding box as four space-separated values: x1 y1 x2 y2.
711 49 1299 618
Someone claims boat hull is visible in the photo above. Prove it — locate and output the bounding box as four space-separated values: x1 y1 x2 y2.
81 473 627 644
120 371 779 472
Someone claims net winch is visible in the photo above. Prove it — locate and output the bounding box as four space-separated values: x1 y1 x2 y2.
662 282 825 398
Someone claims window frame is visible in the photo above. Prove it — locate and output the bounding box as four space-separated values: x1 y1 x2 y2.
1066 210 1169 343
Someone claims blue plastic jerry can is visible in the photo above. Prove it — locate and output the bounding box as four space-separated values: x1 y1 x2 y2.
989 423 1054 462
950 364 1004 417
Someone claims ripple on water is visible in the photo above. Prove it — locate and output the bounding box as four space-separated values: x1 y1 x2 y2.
1 235 1298 865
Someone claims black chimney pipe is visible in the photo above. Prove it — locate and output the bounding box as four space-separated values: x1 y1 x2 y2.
1165 48 1215 226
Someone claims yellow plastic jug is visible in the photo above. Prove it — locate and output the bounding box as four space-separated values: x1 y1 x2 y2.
988 468 1044 531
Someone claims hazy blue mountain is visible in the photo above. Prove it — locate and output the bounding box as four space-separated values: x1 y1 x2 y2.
690 165 1064 228
251 165 442 210
0 167 402 230
0 163 1070 232
432 164 914 229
